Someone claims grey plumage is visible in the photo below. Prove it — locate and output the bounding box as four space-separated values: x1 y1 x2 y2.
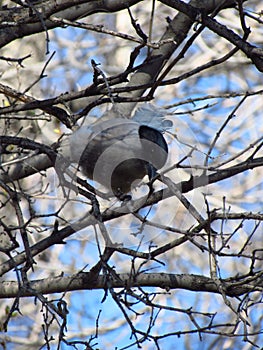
69 104 172 198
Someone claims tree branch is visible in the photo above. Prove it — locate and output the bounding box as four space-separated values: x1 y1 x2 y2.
1 271 262 299
160 0 263 71
0 134 262 277
0 0 142 48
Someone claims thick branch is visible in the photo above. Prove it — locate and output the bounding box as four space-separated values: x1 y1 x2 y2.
0 0 142 48
1 271 262 299
115 0 236 117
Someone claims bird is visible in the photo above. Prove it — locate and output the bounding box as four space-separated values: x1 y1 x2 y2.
69 104 172 199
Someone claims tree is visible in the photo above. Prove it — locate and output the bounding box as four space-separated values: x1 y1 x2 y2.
0 0 263 348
